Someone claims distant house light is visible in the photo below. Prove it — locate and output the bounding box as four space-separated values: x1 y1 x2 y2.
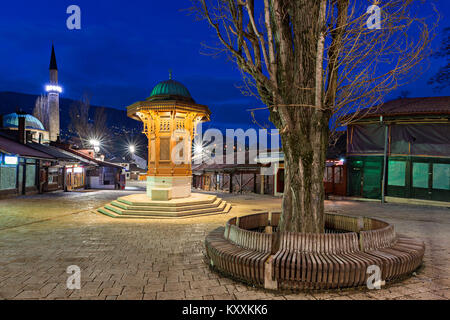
45 84 63 93
73 167 83 173
4 155 18 165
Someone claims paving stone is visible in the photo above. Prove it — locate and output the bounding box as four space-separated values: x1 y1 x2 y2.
143 292 157 300
14 290 44 299
213 294 236 300
185 286 228 298
156 291 185 300
0 190 447 300
116 293 143 300
409 292 447 300
284 293 316 300
101 287 123 296
144 283 164 292
164 282 190 292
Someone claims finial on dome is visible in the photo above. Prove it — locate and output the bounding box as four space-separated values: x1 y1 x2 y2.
169 69 173 80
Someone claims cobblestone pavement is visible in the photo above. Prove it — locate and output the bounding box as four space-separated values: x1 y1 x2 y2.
0 190 448 300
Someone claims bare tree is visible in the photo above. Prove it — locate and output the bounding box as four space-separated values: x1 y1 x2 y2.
69 94 111 151
190 0 434 232
33 95 49 130
91 106 111 148
69 94 90 147
429 27 449 90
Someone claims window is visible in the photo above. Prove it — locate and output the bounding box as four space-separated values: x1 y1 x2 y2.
0 166 17 190
324 167 333 182
334 167 342 184
432 163 450 190
160 137 170 161
388 160 406 187
25 164 36 187
412 162 429 188
48 174 56 184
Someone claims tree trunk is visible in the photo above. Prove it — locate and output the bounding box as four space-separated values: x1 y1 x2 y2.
278 111 329 233
272 0 327 233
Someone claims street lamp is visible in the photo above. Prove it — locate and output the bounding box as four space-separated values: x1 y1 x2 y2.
129 145 136 154
89 139 100 153
193 141 205 164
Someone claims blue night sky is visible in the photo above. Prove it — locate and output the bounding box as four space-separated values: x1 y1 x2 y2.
0 0 449 130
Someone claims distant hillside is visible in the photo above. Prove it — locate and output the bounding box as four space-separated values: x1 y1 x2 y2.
0 91 141 136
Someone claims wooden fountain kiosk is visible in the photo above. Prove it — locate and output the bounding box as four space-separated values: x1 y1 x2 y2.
127 76 209 200
98 75 231 218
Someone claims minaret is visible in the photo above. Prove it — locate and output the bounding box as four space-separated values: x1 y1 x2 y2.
47 44 60 142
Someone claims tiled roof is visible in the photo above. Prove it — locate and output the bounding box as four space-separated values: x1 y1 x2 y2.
0 134 53 159
366 97 450 117
26 143 80 162
58 146 123 169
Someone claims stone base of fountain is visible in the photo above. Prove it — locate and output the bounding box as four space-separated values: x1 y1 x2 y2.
98 193 231 218
146 176 192 200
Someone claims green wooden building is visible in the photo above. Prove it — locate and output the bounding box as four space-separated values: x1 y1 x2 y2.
346 97 450 203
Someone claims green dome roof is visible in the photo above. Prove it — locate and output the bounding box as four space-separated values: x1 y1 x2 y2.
2 113 45 131
149 80 194 102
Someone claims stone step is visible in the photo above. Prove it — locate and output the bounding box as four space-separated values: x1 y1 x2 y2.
223 203 232 213
110 198 223 212
104 200 228 217
116 195 217 207
97 200 231 219
97 207 183 219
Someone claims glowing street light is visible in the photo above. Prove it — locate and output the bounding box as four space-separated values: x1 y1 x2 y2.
129 145 136 153
192 141 208 164
194 143 203 155
89 139 100 153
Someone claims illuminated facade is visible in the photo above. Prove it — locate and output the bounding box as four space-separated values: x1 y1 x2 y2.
126 76 210 200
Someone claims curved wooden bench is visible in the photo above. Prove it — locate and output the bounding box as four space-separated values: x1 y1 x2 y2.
205 212 425 290
273 231 388 289
325 213 363 233
359 224 424 280
236 212 269 230
205 218 273 285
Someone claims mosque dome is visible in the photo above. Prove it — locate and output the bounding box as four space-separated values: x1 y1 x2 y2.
2 113 45 131
148 79 194 103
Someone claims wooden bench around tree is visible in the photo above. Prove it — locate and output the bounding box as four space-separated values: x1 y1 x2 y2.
205 212 425 290
206 224 273 285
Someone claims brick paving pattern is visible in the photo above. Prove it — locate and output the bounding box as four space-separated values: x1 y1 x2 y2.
0 190 448 300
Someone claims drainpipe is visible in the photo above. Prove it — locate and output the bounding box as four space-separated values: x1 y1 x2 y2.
381 116 388 204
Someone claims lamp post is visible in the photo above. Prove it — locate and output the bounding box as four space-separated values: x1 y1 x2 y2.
89 139 100 153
